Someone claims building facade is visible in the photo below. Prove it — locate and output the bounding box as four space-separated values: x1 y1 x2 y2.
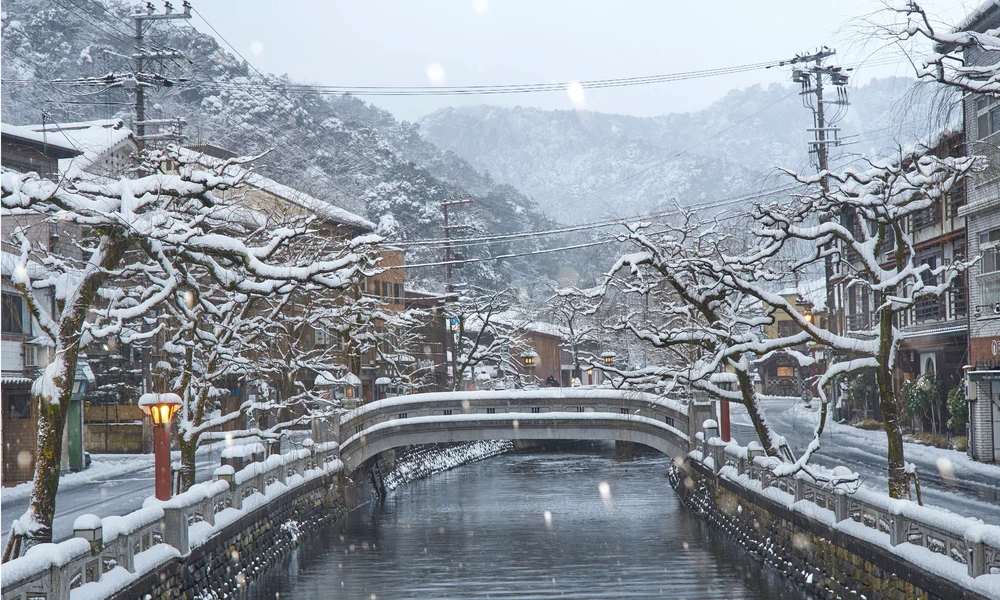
957 4 1000 462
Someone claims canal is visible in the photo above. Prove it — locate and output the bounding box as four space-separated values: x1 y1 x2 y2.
247 445 810 599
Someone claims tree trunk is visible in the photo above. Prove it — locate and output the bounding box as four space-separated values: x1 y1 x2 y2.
736 370 786 459
877 357 908 499
179 435 198 492
24 396 70 545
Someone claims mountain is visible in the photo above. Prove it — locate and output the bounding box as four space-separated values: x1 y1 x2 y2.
418 78 956 220
1 0 592 293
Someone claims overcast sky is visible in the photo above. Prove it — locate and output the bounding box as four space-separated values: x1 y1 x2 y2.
194 1 977 122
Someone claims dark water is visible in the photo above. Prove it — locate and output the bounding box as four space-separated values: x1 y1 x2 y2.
247 447 809 599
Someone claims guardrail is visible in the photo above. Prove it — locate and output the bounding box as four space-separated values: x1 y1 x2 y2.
693 428 1000 580
1 441 340 600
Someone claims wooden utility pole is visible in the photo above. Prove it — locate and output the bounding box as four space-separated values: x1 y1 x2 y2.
131 1 192 150
782 46 851 411
440 199 472 388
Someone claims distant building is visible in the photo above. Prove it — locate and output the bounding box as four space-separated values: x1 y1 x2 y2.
1 124 84 485
757 286 828 401
953 3 1000 462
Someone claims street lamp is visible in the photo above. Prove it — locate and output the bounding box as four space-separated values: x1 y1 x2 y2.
601 351 616 366
139 392 182 501
521 350 538 382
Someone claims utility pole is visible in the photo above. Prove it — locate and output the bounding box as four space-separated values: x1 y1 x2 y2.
781 46 851 335
441 198 473 295
440 198 472 389
131 1 192 150
781 46 851 414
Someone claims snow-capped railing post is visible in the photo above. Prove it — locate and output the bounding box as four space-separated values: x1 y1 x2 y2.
162 506 190 555
688 400 713 451
73 514 103 554
833 490 849 523
967 536 987 578
794 478 806 503
889 510 906 547
200 495 216 527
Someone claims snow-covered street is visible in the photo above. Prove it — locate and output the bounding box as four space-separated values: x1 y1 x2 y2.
1 451 218 546
732 398 1000 525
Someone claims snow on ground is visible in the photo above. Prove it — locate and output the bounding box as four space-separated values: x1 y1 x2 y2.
0 455 152 503
783 402 1000 481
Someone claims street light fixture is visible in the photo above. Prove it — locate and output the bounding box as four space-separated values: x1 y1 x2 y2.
139 392 182 500
601 351 617 366
521 350 538 382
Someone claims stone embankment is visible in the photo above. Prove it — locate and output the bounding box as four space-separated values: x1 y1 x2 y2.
675 432 1000 600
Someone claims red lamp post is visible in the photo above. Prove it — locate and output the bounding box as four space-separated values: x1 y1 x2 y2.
139 393 182 501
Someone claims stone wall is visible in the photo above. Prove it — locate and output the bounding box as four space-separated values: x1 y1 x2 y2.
109 467 373 600
673 460 991 600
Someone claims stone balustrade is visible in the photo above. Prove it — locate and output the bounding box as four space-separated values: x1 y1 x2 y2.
693 428 1000 581
0 441 340 600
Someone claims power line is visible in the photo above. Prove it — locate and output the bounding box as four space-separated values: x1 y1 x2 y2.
396 183 805 250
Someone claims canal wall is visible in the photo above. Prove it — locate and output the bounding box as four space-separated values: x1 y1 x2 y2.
0 442 368 600
674 441 1000 600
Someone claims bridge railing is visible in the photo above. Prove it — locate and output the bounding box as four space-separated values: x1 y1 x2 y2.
340 412 690 467
0 442 340 600
340 389 694 448
693 432 1000 580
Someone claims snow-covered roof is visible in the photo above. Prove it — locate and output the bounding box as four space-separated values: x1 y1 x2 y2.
179 147 375 232
776 277 827 312
11 120 134 174
953 0 1000 35
1 123 80 155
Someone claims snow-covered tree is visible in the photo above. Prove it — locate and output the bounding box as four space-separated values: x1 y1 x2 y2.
546 291 599 385
0 147 379 557
714 150 976 498
569 212 799 462
445 288 528 390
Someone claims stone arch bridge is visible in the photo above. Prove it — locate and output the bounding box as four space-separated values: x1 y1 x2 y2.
336 389 713 471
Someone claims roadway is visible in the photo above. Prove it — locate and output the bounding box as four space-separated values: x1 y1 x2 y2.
1 450 219 546
733 397 1000 525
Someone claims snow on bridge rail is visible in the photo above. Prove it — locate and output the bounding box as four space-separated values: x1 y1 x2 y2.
337 388 702 471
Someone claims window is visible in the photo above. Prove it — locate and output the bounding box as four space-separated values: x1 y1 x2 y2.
2 292 23 334
397 412 408 419
354 425 363 434
576 406 585 413
486 407 496 414
777 320 799 338
531 407 541 414
382 282 392 299
977 96 1000 139
443 409 452 416
981 229 1000 274
372 280 382 297
620 408 630 415
665 416 675 427
393 283 403 303
776 366 795 378
8 395 31 419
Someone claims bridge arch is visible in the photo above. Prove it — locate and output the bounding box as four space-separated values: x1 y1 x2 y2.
337 389 706 471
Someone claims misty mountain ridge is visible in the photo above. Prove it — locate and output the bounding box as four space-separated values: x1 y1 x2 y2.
0 0 590 291
418 77 957 220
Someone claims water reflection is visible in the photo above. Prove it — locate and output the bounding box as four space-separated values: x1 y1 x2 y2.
247 445 809 599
